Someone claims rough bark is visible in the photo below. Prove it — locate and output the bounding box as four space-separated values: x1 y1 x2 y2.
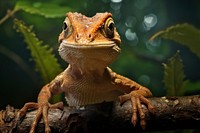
0 95 200 133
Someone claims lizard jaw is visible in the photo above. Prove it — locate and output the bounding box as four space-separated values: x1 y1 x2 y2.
58 40 120 71
60 40 120 51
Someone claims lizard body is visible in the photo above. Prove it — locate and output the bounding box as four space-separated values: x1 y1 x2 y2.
17 12 154 133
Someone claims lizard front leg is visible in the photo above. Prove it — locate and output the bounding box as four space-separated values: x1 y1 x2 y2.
108 68 155 129
16 73 65 133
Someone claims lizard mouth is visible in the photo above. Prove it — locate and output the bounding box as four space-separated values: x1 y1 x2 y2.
60 40 121 52
58 40 121 66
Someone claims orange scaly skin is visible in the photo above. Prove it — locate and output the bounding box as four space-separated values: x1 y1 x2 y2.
17 12 154 133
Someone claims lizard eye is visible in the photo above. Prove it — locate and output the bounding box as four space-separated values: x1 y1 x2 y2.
62 17 73 38
63 22 68 30
104 17 115 38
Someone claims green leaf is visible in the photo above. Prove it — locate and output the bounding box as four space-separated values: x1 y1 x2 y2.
150 23 200 59
184 81 200 94
14 1 72 18
163 51 188 96
14 19 62 83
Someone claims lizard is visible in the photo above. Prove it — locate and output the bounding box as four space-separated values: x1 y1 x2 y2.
17 12 155 133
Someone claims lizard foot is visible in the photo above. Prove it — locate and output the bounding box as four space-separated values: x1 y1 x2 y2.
16 101 63 133
119 91 155 130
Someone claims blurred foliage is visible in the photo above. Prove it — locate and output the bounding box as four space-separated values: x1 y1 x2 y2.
163 51 188 96
184 81 200 95
14 19 62 83
14 1 73 18
150 23 200 59
151 23 200 96
0 0 200 109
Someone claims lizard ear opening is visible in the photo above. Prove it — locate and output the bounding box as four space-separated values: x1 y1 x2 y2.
103 17 115 38
62 17 73 38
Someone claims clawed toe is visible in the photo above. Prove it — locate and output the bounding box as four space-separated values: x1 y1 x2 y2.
16 101 64 133
119 93 154 130
17 102 38 119
119 93 131 105
49 102 64 109
139 96 155 113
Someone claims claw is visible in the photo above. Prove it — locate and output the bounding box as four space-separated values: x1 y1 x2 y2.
139 96 155 113
130 96 137 126
49 102 64 109
119 91 154 130
119 93 130 105
16 101 63 133
30 107 42 133
17 102 38 119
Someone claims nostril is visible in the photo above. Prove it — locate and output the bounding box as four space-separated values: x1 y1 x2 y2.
87 34 94 42
76 34 80 40
88 34 92 38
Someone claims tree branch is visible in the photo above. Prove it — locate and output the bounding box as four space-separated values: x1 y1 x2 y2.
0 95 200 133
0 9 17 25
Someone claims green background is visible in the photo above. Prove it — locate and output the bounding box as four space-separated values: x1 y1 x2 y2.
0 0 200 109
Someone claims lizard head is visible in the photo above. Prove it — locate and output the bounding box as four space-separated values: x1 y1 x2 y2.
58 12 121 70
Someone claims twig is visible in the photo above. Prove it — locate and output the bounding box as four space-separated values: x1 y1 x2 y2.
0 9 18 25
